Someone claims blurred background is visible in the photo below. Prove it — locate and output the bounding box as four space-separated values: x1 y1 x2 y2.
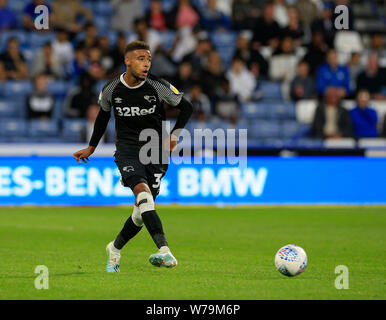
0 0 385 150
0 0 385 205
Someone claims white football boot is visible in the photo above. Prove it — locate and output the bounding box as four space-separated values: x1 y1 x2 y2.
106 241 121 272
149 246 178 268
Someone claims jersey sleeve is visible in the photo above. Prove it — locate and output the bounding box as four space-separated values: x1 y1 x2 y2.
97 77 120 112
148 77 183 107
98 89 111 112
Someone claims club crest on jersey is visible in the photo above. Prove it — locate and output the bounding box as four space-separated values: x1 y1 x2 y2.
114 97 123 103
169 84 180 94
144 95 156 103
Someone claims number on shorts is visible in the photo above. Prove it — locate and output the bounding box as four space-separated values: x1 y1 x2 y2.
152 173 162 188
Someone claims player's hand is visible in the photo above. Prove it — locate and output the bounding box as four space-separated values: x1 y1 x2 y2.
73 146 96 164
164 134 178 152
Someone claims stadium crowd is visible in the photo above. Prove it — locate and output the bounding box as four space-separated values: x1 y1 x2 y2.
0 0 386 145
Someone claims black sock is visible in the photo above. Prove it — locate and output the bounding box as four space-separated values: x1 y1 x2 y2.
141 210 168 249
113 215 142 250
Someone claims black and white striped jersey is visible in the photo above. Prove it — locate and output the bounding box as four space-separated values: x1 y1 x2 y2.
98 73 183 148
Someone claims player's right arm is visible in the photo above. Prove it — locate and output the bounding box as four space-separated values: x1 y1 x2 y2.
73 85 112 164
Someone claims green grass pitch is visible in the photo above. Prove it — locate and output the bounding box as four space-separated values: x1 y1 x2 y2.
0 206 385 300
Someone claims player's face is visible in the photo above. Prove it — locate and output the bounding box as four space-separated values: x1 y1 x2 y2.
125 49 152 81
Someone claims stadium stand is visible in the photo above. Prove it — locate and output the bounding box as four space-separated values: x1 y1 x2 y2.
0 0 385 151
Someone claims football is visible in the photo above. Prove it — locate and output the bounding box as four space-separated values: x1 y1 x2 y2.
275 244 308 277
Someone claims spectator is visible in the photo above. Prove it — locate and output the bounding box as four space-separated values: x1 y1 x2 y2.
76 22 99 52
273 0 289 28
200 50 225 100
350 89 379 138
128 18 162 54
97 36 114 77
234 30 268 77
0 61 6 82
51 0 93 34
182 38 213 77
186 83 212 121
168 0 201 30
232 0 263 30
303 31 328 75
293 0 319 28
201 0 231 31
110 32 127 76
51 28 74 67
31 42 64 79
382 115 386 138
214 77 240 124
23 0 52 30
347 52 362 92
311 1 336 48
0 37 28 80
281 7 304 47
311 87 352 139
316 49 351 98
209 0 233 16
170 25 200 63
87 47 107 81
145 0 168 32
83 104 106 143
64 73 97 118
226 56 256 102
69 47 89 80
362 32 386 68
290 60 317 101
0 0 17 30
26 73 54 120
356 54 386 100
111 0 143 32
269 36 298 82
171 60 197 93
252 2 282 51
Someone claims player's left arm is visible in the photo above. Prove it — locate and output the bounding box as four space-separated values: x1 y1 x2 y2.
170 96 193 135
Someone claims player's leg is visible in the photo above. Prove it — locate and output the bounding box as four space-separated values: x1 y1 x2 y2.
106 203 143 272
106 152 147 272
133 182 177 268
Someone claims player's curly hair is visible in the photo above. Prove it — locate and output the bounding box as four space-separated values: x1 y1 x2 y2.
124 41 150 55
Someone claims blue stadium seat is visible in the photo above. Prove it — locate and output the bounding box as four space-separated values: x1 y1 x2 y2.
106 119 116 143
0 99 25 118
260 81 283 100
0 119 27 137
7 0 26 12
62 119 87 142
28 119 59 137
3 81 32 97
94 16 111 33
269 102 296 119
295 138 324 149
95 1 114 16
281 121 311 139
210 31 238 48
0 30 29 52
142 0 176 12
52 98 64 119
249 120 281 139
29 32 56 48
47 81 72 97
241 102 270 119
160 31 176 50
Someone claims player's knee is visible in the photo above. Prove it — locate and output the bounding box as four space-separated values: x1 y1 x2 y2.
136 191 154 214
131 205 143 227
